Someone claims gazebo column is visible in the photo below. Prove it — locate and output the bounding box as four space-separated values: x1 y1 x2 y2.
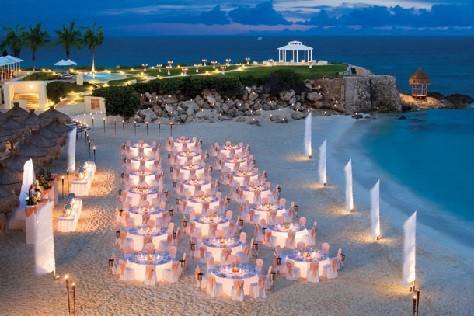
296 50 299 63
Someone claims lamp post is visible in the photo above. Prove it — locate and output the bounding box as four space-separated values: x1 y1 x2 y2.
102 117 106 133
158 120 161 139
114 119 117 136
91 116 94 128
92 145 97 163
88 140 91 158
169 121 174 137
134 121 137 136
122 119 125 129
61 175 65 199
65 274 71 315
145 122 149 136
72 282 76 316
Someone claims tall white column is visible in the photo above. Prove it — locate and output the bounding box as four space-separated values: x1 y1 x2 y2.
296 50 299 63
370 180 381 240
344 159 354 213
403 211 417 285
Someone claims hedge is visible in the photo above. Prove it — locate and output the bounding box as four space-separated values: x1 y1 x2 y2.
93 86 140 118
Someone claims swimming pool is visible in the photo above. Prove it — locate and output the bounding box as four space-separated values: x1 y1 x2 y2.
83 72 126 83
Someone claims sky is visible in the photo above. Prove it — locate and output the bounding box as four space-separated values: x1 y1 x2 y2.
1 0 474 35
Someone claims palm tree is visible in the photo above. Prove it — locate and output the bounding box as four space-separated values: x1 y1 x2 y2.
24 23 49 71
56 22 82 59
83 24 104 73
1 26 25 57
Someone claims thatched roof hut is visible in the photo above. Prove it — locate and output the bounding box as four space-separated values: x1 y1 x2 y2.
5 103 30 121
24 112 46 131
409 68 431 98
39 108 71 126
0 167 22 194
2 156 28 173
17 144 51 166
409 68 431 85
0 185 19 215
0 128 15 142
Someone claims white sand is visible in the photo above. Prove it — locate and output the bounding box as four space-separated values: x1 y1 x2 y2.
1 116 474 315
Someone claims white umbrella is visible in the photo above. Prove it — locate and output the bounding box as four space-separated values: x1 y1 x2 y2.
64 59 77 66
54 59 68 66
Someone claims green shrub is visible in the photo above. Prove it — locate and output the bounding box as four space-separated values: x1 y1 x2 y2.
93 86 139 118
46 82 89 103
263 70 307 96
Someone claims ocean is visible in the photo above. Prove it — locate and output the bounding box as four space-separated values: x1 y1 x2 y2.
20 36 474 236
19 36 474 95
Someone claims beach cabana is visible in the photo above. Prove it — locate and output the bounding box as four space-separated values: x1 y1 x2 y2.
0 166 23 195
0 186 20 216
17 143 51 166
409 68 431 99
6 103 30 121
39 108 72 126
277 41 313 63
0 55 22 81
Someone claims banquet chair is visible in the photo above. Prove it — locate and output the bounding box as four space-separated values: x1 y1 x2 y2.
207 257 217 271
239 232 247 243
325 258 338 279
321 242 331 257
307 262 320 283
255 258 264 275
249 282 260 299
285 261 297 280
276 215 285 225
231 280 244 302
145 265 157 286
207 275 223 298
264 230 272 245
144 242 155 254
225 210 233 221
296 242 306 252
299 217 307 227
258 276 267 298
169 246 177 259
278 198 286 208
265 266 274 291
285 231 296 249
215 229 225 239
336 248 344 271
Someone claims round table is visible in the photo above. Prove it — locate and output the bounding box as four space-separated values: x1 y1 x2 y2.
202 237 244 263
179 164 205 181
125 206 167 226
125 252 173 282
223 157 251 172
128 144 157 158
176 151 202 166
192 215 229 237
252 203 287 224
219 144 245 159
126 187 160 206
126 170 162 188
233 170 259 187
266 223 311 248
125 226 168 251
187 195 220 215
208 264 259 297
241 184 273 204
129 158 157 171
173 137 199 152
283 249 331 279
182 179 212 196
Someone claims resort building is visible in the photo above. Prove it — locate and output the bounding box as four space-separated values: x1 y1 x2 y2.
277 41 313 64
409 68 431 99
1 81 49 112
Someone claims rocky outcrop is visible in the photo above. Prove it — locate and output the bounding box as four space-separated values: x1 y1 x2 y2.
344 75 401 113
136 76 401 124
400 92 473 110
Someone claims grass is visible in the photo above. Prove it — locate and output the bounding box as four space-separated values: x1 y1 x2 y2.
22 71 62 81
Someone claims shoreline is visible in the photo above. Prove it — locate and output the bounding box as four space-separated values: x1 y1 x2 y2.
326 115 474 261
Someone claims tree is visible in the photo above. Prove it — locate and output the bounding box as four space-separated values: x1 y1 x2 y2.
56 22 82 59
24 24 49 71
83 24 104 73
1 26 25 57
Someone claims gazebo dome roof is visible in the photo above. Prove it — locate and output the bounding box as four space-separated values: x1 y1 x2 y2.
278 40 312 50
409 68 431 85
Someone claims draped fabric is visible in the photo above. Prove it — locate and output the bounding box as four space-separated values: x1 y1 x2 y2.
344 159 354 213
304 114 312 157
403 211 417 284
19 159 35 210
370 180 381 240
318 140 326 184
67 127 77 173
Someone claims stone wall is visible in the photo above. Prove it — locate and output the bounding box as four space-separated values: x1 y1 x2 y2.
343 75 401 113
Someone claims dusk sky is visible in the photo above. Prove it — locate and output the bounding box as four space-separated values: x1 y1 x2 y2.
2 0 474 35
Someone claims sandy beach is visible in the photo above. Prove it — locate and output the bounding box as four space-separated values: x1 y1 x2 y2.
1 116 474 315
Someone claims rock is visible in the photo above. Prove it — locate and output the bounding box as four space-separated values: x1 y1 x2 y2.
165 104 175 114
291 111 306 120
0 213 6 232
249 92 258 102
307 92 323 102
182 100 198 116
445 94 474 108
352 113 363 119
248 118 261 126
133 114 144 123
137 108 157 122
234 116 247 122
280 90 295 102
398 115 407 120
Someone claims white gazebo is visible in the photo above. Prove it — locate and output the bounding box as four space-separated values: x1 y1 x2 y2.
0 55 23 81
277 41 313 64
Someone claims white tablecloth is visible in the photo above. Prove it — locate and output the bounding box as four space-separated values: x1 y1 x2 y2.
202 238 244 263
128 145 156 159
182 179 212 196
126 171 162 188
233 171 259 187
173 138 198 152
209 265 259 297
178 165 205 181
176 151 202 166
193 217 229 238
241 186 273 204
125 253 173 282
126 188 160 206
187 195 220 215
252 205 287 224
266 225 311 248
125 227 168 251
223 157 251 172
219 145 245 159
129 158 156 171
125 207 166 226
70 177 92 196
57 199 83 232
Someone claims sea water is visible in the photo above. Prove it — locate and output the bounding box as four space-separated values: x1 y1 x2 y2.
362 109 474 225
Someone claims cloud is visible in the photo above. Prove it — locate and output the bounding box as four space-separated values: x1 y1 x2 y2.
199 5 230 25
228 2 291 25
